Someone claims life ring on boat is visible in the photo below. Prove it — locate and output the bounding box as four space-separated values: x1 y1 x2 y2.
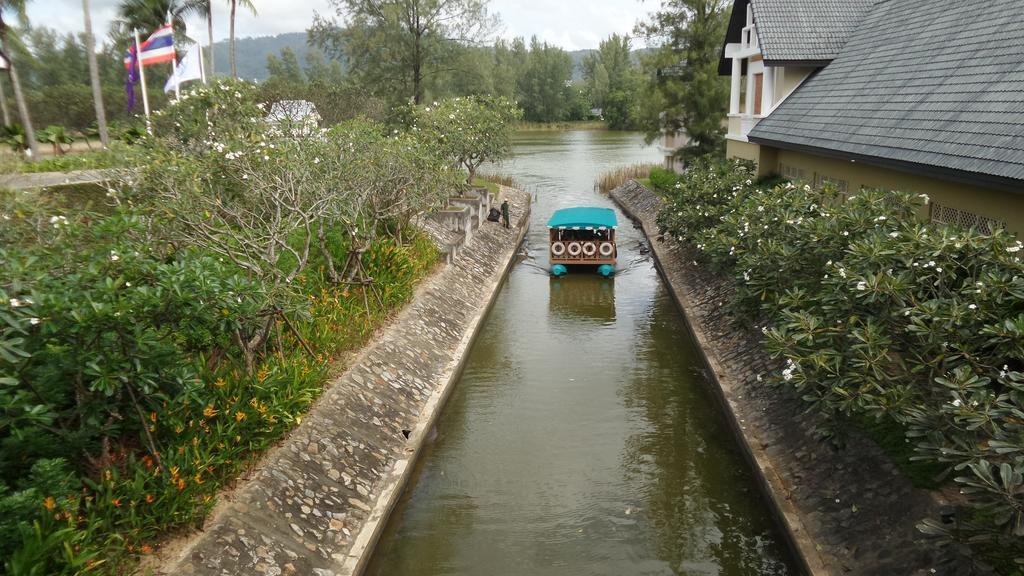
551 241 566 256
599 242 615 257
567 242 583 256
582 242 597 256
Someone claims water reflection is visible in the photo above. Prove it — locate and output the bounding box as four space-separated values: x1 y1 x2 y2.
365 131 796 576
548 276 616 325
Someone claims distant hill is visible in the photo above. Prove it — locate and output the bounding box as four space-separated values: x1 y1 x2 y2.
211 32 311 81
211 33 648 83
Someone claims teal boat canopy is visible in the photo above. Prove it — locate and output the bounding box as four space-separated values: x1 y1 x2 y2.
546 207 618 230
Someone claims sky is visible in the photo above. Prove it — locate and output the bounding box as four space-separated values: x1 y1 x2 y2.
26 0 658 52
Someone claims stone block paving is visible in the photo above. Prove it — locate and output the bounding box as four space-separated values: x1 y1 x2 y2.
612 181 975 576
160 188 530 576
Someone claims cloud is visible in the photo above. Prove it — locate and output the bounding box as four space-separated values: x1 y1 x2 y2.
27 0 653 50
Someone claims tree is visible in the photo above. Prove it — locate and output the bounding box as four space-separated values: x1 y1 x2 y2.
636 0 730 158
113 0 194 42
583 34 642 129
81 0 108 146
413 95 521 184
0 0 39 159
228 0 257 78
516 36 572 123
266 46 304 83
310 0 498 105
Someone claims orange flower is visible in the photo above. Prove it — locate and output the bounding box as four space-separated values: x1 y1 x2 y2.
141 544 154 554
142 455 154 469
43 496 56 512
203 405 217 418
149 411 157 423
111 498 122 508
175 425 184 434
214 378 226 388
234 411 246 422
176 478 186 490
145 494 155 503
193 474 204 485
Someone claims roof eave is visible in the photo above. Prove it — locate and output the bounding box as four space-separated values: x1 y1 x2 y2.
748 136 1024 195
763 58 833 68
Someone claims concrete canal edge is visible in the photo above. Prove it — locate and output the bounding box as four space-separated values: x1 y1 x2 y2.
610 182 829 576
157 187 530 576
611 180 973 576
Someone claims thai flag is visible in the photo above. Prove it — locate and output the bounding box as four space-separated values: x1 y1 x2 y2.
123 25 175 69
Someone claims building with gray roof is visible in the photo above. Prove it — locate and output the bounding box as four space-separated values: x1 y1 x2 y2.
720 0 1024 232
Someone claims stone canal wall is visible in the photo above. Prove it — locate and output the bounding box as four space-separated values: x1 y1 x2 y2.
159 187 530 576
611 181 973 576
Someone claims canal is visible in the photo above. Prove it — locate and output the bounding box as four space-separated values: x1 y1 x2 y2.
365 130 797 575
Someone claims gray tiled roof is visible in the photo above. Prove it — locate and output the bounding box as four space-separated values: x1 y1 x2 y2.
752 0 875 63
748 0 1024 187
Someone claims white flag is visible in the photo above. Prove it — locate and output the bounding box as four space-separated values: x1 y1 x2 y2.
164 44 203 93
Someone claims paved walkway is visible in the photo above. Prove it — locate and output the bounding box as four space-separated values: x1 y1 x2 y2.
612 180 974 576
0 169 120 190
159 188 530 576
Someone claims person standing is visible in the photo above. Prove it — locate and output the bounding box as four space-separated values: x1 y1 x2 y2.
500 199 510 229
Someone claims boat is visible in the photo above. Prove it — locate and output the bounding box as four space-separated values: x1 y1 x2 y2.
546 207 618 277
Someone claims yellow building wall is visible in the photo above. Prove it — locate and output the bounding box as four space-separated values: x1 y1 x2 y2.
775 149 1024 235
726 139 778 179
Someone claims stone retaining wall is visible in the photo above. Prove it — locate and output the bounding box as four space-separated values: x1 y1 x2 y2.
158 187 530 576
611 180 974 576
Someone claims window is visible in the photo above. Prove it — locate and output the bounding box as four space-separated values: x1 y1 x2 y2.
930 202 1003 231
814 174 848 193
779 163 805 181
753 74 763 115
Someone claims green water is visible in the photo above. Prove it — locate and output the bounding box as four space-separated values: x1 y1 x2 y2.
365 131 798 575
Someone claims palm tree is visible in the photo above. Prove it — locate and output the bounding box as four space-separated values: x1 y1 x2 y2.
81 0 109 146
0 0 39 159
203 0 213 76
228 0 255 78
113 0 194 43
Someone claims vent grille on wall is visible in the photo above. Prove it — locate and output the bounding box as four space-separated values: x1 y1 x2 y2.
930 202 1003 231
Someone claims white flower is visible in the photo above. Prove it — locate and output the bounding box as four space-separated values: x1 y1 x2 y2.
875 215 887 222
918 193 930 204
314 157 321 164
109 251 120 262
935 267 943 273
951 398 963 408
1007 244 1022 253
29 317 41 325
9 298 23 308
889 232 899 238
263 155 270 161
803 184 811 192
856 281 867 291
449 114 455 119
968 304 977 310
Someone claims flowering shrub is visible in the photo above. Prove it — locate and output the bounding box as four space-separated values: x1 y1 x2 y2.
0 75 515 573
656 159 1024 563
411 95 522 184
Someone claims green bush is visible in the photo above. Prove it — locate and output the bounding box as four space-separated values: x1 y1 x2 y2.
647 166 681 191
656 158 1024 564
0 79 515 574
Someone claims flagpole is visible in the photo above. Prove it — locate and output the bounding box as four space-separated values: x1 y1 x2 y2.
134 30 151 123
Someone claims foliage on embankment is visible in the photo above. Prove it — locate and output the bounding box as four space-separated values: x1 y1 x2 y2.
653 159 1024 567
0 78 516 574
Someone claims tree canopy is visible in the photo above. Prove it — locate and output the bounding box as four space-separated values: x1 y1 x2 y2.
635 0 730 158
309 0 498 104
